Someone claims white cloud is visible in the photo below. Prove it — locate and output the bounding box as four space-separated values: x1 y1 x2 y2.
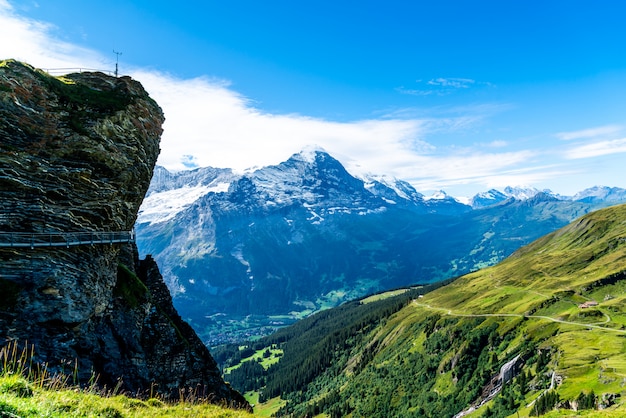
0 2 572 194
565 138 626 159
134 70 553 193
0 1 107 70
399 150 539 190
395 86 434 96
427 77 475 88
131 69 427 173
483 140 508 148
397 78 493 97
556 125 622 141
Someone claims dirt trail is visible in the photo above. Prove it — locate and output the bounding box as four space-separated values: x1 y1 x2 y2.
412 301 626 334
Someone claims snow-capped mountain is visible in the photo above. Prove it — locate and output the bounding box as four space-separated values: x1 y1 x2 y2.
138 166 237 225
469 185 626 209
243 149 381 211
470 186 563 209
470 188 510 209
135 149 626 345
361 174 424 205
572 186 626 203
503 185 545 200
138 149 469 227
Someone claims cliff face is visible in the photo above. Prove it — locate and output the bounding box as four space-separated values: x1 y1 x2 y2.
0 60 247 407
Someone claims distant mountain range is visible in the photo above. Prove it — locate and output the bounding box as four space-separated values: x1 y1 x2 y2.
135 149 626 345
469 185 626 209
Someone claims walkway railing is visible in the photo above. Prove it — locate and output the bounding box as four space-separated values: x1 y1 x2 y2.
0 231 134 248
41 68 116 76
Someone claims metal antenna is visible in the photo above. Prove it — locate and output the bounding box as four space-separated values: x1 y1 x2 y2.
113 50 123 77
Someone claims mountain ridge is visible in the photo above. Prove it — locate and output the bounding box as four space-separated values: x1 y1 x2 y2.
135 149 626 345
140 150 626 225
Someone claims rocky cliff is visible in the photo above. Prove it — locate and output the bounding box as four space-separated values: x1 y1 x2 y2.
0 60 247 407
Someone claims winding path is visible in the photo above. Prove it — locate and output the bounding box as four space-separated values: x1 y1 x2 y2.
412 301 626 334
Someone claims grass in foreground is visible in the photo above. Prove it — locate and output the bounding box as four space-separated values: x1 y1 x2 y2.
0 384 254 418
0 342 255 418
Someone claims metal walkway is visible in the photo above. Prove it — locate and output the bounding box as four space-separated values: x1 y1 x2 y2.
0 231 134 248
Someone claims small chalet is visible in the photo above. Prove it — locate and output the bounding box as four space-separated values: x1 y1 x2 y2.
578 300 598 309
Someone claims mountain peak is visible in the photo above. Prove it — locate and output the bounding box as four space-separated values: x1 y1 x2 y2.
425 190 451 200
361 174 424 204
573 185 626 203
294 145 329 163
470 188 510 209
471 185 562 208
503 185 541 199
274 148 345 175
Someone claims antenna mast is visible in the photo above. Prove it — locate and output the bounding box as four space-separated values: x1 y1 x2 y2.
113 50 123 77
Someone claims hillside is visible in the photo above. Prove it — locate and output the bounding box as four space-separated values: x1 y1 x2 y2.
220 203 626 417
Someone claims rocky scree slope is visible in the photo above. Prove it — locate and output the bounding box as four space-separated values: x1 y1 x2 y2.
0 60 247 407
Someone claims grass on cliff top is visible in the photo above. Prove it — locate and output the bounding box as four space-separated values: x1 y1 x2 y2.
1 59 134 135
0 342 255 418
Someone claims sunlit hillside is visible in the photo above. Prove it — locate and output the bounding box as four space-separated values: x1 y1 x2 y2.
222 203 626 417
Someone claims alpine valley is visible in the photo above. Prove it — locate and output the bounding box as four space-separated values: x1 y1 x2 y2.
134 148 626 345
218 202 626 417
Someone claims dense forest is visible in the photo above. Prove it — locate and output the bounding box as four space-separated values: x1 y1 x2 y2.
214 277 548 416
214 281 453 397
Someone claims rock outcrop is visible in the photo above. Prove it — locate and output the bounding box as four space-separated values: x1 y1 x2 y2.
0 60 247 408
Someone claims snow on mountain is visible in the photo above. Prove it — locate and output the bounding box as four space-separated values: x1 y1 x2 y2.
134 147 626 345
572 186 626 203
138 149 394 229
138 183 228 225
248 151 329 206
503 186 560 199
138 165 236 225
421 190 471 214
147 165 232 195
503 185 542 200
470 189 509 209
361 174 424 204
470 186 562 208
223 148 386 219
139 151 626 226
475 189 508 201
425 190 454 201
470 185 626 209
298 144 328 164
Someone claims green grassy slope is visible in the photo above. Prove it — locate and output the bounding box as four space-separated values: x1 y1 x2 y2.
0 381 255 418
0 341 255 418
229 203 626 417
413 202 626 416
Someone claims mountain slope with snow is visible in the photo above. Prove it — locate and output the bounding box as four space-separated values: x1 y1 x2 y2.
135 149 626 345
572 185 626 203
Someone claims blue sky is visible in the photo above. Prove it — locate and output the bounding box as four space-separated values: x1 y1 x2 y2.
2 0 626 197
